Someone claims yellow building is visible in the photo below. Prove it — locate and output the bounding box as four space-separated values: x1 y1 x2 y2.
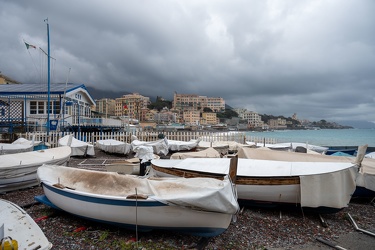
173 93 225 113
93 98 116 117
201 112 218 125
115 93 150 121
183 110 201 125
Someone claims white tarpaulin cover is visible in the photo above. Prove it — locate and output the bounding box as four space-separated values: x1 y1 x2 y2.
58 135 95 156
97 139 131 155
133 146 155 163
37 165 239 214
170 147 220 159
197 141 251 152
0 138 35 154
152 156 357 209
131 137 169 156
245 142 328 154
0 146 71 193
237 158 357 210
167 139 200 151
152 158 232 175
300 168 357 208
356 158 375 192
238 146 375 196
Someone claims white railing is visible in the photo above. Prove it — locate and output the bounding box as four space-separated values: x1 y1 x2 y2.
19 131 252 148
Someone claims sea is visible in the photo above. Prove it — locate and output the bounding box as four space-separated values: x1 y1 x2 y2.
245 128 375 147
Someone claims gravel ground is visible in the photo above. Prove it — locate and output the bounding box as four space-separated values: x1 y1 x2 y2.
1 148 375 249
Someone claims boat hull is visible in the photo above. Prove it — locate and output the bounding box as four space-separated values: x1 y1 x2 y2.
0 198 52 250
0 147 71 193
40 182 233 237
151 157 357 213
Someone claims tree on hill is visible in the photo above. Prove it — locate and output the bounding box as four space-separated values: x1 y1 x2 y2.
148 96 172 111
217 109 239 119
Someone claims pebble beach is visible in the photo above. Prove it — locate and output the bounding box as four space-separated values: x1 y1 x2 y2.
2 148 375 249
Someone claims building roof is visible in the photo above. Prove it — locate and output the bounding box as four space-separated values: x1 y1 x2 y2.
0 82 85 95
0 82 96 105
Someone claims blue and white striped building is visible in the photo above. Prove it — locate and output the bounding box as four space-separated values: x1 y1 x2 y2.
0 83 95 132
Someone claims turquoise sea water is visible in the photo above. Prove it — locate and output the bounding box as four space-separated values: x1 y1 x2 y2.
245 129 375 147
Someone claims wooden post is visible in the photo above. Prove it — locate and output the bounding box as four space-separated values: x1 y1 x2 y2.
228 154 238 182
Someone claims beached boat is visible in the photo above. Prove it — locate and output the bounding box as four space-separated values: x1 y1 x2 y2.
58 134 95 157
150 151 358 213
96 139 131 155
131 136 169 155
237 146 375 198
36 164 239 237
167 139 200 151
0 138 35 155
0 146 71 193
0 198 52 250
245 141 328 154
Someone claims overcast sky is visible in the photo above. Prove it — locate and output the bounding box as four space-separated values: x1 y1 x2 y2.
1 0 374 124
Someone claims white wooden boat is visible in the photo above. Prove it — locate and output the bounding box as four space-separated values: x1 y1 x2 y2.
58 134 95 156
36 165 239 237
151 153 358 213
0 198 52 249
237 146 375 198
0 146 71 193
96 139 131 155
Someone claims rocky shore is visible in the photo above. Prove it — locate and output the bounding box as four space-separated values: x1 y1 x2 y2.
1 149 375 249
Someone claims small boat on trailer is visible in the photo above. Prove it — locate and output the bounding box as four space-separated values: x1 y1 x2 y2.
0 198 52 250
150 152 358 213
36 164 239 237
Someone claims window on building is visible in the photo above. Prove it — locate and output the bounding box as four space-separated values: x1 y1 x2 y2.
30 101 37 114
38 101 44 114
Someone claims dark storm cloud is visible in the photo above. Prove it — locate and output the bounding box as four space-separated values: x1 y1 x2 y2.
1 0 374 123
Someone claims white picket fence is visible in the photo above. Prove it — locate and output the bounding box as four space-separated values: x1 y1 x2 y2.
18 131 275 148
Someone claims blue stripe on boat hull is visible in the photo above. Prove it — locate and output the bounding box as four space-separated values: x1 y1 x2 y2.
39 183 226 237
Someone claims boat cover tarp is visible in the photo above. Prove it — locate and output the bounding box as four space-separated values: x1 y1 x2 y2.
97 139 131 155
237 157 357 209
0 146 71 172
237 147 356 163
131 137 169 156
238 146 375 194
365 152 375 159
37 165 239 214
170 147 221 159
300 168 357 208
198 141 251 152
167 139 200 151
133 146 155 163
152 157 357 209
152 158 232 175
246 142 328 154
58 135 95 156
0 139 34 154
356 158 375 192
